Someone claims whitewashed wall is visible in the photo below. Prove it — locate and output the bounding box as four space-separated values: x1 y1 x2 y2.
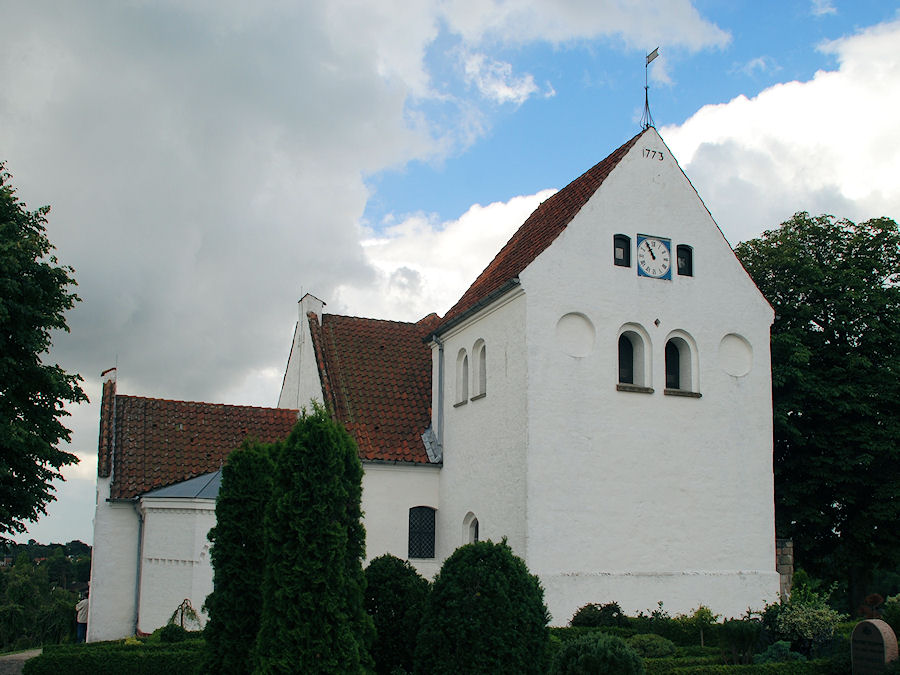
86 477 139 642
361 463 441 578
137 498 216 634
433 290 529 563
278 294 326 411
519 128 779 623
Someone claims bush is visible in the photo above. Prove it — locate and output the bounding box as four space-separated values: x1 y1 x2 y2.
23 640 205 675
883 594 900 635
627 633 676 658
414 539 549 675
719 617 762 665
252 405 373 673
550 632 645 675
203 438 275 674
365 554 429 675
770 595 844 657
754 640 806 664
157 623 187 643
571 602 630 628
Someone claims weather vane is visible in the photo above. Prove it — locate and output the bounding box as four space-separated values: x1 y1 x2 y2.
641 47 659 130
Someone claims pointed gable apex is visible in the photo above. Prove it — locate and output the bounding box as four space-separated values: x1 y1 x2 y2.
436 129 646 332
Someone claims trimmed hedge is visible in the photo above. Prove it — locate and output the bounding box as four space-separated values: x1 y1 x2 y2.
664 660 834 674
23 640 204 675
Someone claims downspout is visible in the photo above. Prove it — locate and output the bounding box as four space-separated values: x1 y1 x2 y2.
434 333 445 452
132 500 144 636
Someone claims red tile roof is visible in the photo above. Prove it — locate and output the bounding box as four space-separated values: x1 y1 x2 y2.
437 130 644 331
98 380 299 499
308 312 435 464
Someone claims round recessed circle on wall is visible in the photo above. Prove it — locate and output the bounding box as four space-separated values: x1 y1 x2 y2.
556 313 595 358
719 333 753 376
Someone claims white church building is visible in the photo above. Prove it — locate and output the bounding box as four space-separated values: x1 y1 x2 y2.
87 127 781 641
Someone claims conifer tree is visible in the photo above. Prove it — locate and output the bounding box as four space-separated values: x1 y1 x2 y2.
252 404 373 674
204 438 276 674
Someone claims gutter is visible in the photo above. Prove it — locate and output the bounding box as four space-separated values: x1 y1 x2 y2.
132 499 144 636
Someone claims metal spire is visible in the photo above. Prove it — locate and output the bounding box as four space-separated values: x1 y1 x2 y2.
641 47 659 130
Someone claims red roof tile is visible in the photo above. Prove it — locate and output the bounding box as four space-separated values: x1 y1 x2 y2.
437 130 644 331
99 386 299 499
309 313 434 464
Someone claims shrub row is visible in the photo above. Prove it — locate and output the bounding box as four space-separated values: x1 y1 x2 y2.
23 640 204 675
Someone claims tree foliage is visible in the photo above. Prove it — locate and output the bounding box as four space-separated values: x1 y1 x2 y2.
0 553 76 650
735 212 900 609
414 539 549 675
252 404 373 674
364 554 430 675
204 439 277 672
0 164 86 539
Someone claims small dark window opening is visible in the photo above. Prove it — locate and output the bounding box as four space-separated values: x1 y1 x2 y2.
676 245 693 276
618 334 634 384
408 506 435 558
614 234 631 267
470 518 479 543
665 341 681 389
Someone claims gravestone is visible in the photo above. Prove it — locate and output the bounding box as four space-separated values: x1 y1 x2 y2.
851 619 898 674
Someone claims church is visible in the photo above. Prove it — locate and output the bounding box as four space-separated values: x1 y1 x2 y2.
86 127 781 641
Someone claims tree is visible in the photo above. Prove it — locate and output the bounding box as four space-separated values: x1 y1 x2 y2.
364 554 430 675
735 212 900 611
252 404 373 674
414 539 550 675
0 164 86 539
203 438 276 674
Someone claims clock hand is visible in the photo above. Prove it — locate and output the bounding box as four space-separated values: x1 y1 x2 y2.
647 246 656 260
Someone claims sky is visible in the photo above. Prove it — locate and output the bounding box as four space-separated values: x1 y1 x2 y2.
2 0 898 545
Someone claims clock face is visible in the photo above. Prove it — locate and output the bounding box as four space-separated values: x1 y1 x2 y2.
636 236 672 279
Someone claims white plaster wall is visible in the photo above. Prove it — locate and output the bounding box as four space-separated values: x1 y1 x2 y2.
137 498 216 634
278 294 325 410
87 478 140 641
434 290 529 563
520 128 779 623
362 463 441 578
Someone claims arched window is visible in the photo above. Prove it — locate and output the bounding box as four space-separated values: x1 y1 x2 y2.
455 349 468 405
613 234 631 267
618 334 634 384
664 333 698 395
617 325 652 391
665 340 681 389
677 245 693 276
408 506 436 559
463 512 479 544
473 340 486 398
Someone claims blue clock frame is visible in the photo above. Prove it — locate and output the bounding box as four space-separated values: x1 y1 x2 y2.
636 234 673 280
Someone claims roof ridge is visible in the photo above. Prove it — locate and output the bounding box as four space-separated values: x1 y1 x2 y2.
437 129 645 331
114 393 298 413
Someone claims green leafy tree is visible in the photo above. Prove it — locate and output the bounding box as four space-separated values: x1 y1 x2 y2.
252 404 373 674
414 539 549 675
0 164 86 539
364 554 430 675
204 438 276 674
0 552 76 650
735 212 900 610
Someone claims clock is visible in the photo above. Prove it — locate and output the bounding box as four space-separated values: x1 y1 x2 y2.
636 235 672 279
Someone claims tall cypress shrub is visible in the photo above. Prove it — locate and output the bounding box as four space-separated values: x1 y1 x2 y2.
203 438 276 674
414 539 549 675
364 554 430 674
252 404 373 674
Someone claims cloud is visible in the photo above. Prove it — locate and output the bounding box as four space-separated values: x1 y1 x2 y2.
735 55 781 77
333 190 556 322
0 0 731 543
662 19 900 244
440 0 730 51
811 0 837 17
463 53 540 105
